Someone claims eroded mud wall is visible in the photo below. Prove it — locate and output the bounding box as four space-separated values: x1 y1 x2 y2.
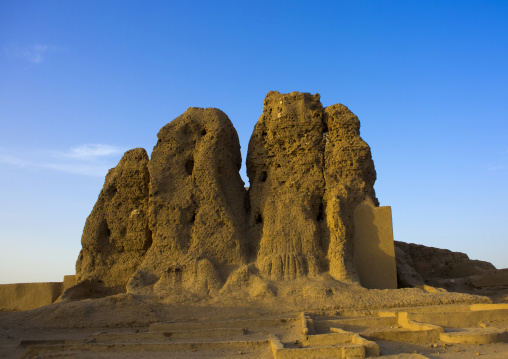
127 108 249 297
247 92 378 282
323 104 378 282
247 92 327 280
76 148 151 294
76 92 381 296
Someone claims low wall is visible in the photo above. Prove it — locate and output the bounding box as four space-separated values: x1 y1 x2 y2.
63 274 77 291
354 200 398 290
0 275 75 311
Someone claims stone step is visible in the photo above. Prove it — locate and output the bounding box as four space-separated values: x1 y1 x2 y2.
150 317 297 332
361 326 441 343
304 332 356 346
440 328 508 344
91 327 248 342
271 332 379 359
398 304 508 328
408 309 508 328
311 312 441 343
20 339 88 347
22 339 271 357
377 355 429 359
274 345 359 359
314 316 397 334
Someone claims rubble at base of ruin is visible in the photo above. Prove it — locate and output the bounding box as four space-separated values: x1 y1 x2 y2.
71 91 493 299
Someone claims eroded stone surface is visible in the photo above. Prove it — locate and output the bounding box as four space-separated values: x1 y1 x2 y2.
127 108 249 297
73 92 411 297
323 104 378 282
75 148 151 294
395 241 496 281
246 92 379 282
394 245 426 288
247 92 327 280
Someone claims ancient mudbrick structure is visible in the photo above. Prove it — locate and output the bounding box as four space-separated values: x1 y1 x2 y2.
127 108 250 297
76 148 151 294
323 103 378 282
74 91 389 297
247 92 378 282
247 92 327 280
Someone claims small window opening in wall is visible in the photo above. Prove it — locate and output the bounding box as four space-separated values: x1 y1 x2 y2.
255 213 263 224
185 158 194 175
316 203 324 222
201 128 207 136
190 211 196 223
169 266 182 273
260 171 267 182
106 185 117 197
100 220 111 238
143 227 153 251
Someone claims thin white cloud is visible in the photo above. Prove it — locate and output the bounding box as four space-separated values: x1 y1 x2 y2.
42 162 114 177
30 44 49 63
0 144 126 177
0 154 31 168
59 144 125 160
488 165 505 171
4 44 57 64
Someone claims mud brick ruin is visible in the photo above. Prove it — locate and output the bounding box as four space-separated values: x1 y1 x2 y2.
71 91 495 300
72 91 395 298
4 92 508 359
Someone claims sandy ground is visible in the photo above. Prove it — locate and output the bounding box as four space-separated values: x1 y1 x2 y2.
1 286 507 358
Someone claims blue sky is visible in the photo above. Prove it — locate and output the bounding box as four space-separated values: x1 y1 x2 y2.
1 1 507 284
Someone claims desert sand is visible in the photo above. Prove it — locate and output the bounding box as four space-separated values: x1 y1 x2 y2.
1 286 507 358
